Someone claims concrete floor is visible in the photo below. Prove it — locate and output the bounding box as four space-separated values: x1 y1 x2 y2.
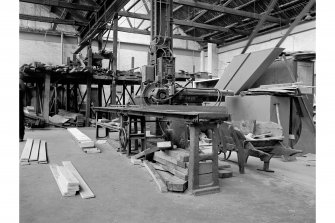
20 127 315 223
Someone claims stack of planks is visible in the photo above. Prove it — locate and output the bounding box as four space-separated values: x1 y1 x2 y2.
142 146 233 193
240 82 313 96
67 128 101 153
20 138 48 165
49 161 95 199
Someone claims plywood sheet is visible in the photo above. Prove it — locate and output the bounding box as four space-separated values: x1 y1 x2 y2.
215 53 250 90
216 48 284 94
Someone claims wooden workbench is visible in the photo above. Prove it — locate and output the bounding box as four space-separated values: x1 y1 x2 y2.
94 105 230 195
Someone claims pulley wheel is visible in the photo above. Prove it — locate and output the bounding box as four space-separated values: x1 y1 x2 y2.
119 128 128 150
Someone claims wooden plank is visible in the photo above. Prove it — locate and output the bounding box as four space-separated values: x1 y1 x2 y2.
133 142 171 159
67 128 94 148
43 73 50 122
29 139 41 162
156 162 188 181
38 140 48 164
215 48 284 94
154 151 187 168
20 138 33 161
62 161 95 199
49 164 74 197
157 170 187 192
143 161 168 193
153 154 188 175
163 148 189 162
57 166 80 187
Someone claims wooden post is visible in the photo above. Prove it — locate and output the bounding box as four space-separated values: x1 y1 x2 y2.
73 84 78 112
98 84 103 119
86 77 92 126
35 83 39 115
188 124 200 192
122 84 126 105
66 84 70 111
131 57 135 98
98 84 103 107
54 84 57 114
113 14 118 72
43 73 51 122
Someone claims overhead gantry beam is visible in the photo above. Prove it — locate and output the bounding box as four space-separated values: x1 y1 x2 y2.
19 0 99 11
117 11 249 36
173 0 288 24
19 14 87 26
174 19 249 36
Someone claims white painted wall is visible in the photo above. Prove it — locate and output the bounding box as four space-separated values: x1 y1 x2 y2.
216 21 316 77
19 32 201 73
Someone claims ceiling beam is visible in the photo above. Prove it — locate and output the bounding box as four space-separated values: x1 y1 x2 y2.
19 0 99 11
184 0 234 33
19 14 86 26
174 19 234 34
116 26 221 44
78 0 131 47
275 0 315 48
173 0 286 24
241 0 279 54
118 11 150 20
116 12 249 36
52 0 75 31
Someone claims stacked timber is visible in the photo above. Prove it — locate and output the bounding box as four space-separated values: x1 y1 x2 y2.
240 82 314 97
49 161 95 198
134 140 233 193
56 165 80 196
20 138 48 165
67 128 101 153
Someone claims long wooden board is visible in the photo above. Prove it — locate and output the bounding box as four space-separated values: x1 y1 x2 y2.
143 161 167 193
49 164 74 197
29 139 40 161
153 154 188 175
156 170 187 192
38 140 48 164
154 151 187 168
156 162 188 181
62 161 95 199
20 138 33 162
67 128 94 148
163 148 189 162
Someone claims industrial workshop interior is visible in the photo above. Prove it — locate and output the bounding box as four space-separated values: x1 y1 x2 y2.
5 0 327 222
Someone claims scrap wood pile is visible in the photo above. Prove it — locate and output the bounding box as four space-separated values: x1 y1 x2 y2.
130 141 232 193
19 62 142 78
20 138 48 165
20 61 106 75
240 82 313 97
67 128 101 153
49 109 85 127
49 161 94 198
